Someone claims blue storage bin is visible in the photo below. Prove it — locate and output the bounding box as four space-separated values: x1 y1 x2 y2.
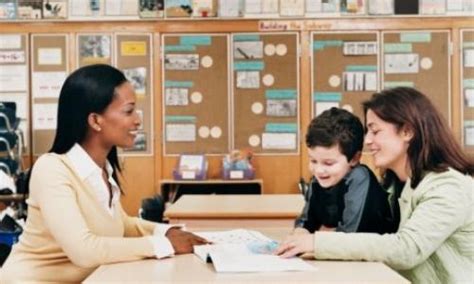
0 230 21 246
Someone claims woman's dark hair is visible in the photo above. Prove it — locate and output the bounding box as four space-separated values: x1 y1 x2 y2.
50 64 128 184
306 107 364 162
363 87 474 188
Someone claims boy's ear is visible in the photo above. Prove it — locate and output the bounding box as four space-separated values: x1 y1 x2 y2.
349 151 362 167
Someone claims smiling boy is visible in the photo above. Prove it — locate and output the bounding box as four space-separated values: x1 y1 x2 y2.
294 108 395 234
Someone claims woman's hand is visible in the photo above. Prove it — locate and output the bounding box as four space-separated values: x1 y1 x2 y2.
165 228 209 254
275 234 314 258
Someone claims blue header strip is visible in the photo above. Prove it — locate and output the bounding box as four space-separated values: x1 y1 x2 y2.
346 65 377 72
400 32 431 43
234 61 264 71
265 123 298 133
384 43 412 53
164 80 194 88
180 36 212 46
313 40 343 50
384 81 415 88
164 45 196 52
233 34 261 42
265 89 297 99
313 92 342 102
165 115 196 123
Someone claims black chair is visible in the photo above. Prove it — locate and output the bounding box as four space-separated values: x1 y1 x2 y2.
0 102 24 176
0 105 20 132
0 158 18 176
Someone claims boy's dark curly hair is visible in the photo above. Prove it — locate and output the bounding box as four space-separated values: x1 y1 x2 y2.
306 107 364 161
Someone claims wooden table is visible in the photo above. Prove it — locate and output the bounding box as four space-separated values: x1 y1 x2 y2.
85 228 409 283
164 194 305 228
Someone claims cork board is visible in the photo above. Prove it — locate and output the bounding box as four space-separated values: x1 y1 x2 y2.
116 33 153 156
382 30 451 123
232 32 299 155
162 34 230 155
312 32 379 121
31 34 68 155
0 33 30 154
461 29 474 153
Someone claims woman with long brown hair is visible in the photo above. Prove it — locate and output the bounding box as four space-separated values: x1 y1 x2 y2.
276 87 474 283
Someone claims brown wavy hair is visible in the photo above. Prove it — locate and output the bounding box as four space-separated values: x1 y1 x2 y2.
363 87 474 188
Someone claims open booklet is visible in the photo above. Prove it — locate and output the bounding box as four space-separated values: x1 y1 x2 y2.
193 229 315 273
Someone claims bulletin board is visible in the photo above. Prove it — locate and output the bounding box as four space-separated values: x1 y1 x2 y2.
76 33 113 68
382 30 451 123
162 34 230 155
232 32 299 155
0 33 30 155
461 29 474 154
311 32 379 121
116 33 154 156
31 34 69 156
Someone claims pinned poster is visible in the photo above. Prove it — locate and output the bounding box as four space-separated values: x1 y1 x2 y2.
384 53 419 74
121 41 147 56
0 65 27 92
32 71 67 98
33 103 58 130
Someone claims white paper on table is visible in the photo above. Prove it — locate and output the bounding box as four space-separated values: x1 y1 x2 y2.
315 101 339 116
219 0 241 16
0 65 27 92
465 89 474 107
37 48 62 65
193 229 315 273
166 123 196 142
32 71 67 98
384 53 419 74
262 132 296 150
0 35 21 49
0 51 25 63
33 103 58 130
196 229 273 246
464 49 474 67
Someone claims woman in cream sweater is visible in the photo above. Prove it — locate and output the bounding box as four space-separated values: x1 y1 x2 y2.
0 64 208 282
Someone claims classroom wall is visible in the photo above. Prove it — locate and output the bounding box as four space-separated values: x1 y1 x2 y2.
0 18 472 215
